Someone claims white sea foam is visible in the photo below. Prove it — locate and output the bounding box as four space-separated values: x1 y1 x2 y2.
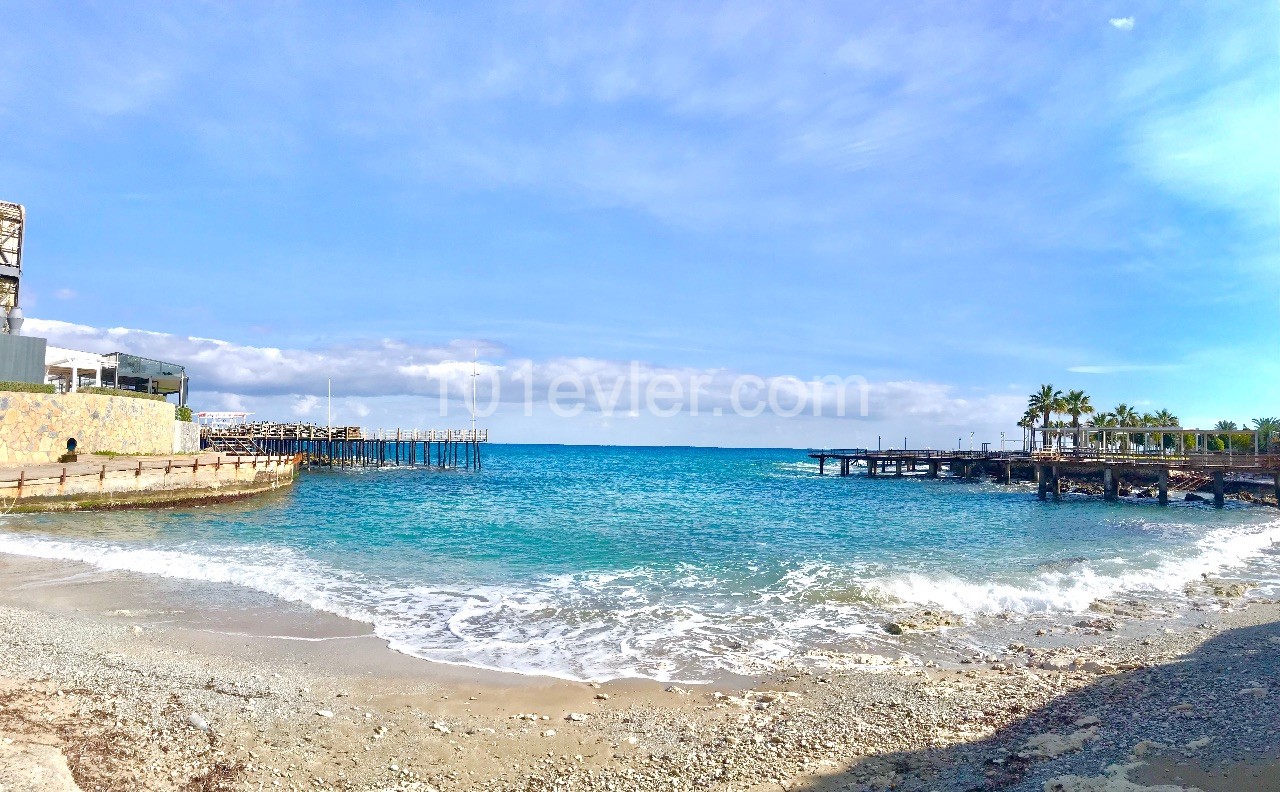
863 519 1280 616
0 533 376 623
1 515 1278 681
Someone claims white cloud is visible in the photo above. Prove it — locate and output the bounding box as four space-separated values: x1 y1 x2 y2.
24 317 506 398
291 395 319 416
1109 17 1135 31
22 317 1024 446
54 288 76 300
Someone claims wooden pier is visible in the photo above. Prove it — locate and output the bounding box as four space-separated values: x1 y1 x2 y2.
810 447 1280 508
201 422 488 470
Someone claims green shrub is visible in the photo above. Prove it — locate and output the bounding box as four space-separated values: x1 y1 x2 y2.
176 405 193 422
78 387 168 402
0 381 55 394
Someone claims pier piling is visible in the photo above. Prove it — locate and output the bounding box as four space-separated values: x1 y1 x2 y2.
806 445 1279 509
200 424 487 471
1103 467 1117 501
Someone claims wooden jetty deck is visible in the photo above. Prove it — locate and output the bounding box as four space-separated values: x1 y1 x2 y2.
810 447 1280 508
202 422 489 470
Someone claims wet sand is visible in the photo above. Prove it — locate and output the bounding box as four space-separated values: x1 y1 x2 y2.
1 553 1278 791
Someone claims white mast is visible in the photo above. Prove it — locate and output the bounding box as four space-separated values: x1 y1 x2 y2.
470 349 478 433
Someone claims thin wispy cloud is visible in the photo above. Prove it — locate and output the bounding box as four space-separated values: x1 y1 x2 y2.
1067 364 1182 375
1109 17 1135 31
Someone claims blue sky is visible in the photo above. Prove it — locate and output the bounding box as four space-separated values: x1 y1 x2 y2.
4 1 1277 446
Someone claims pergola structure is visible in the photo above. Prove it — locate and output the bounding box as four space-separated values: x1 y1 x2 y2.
1028 425 1273 457
45 346 110 390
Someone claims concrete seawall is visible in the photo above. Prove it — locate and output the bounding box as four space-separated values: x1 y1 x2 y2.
0 452 301 512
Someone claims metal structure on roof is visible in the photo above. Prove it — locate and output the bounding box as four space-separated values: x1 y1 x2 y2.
0 200 24 317
105 352 189 405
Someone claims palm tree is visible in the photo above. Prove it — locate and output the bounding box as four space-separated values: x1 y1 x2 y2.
1151 409 1179 453
1062 390 1094 451
1051 419 1070 450
1213 420 1238 453
1112 404 1139 451
1250 417 1279 453
1028 385 1063 451
1017 408 1037 451
1138 412 1158 452
1089 412 1117 450
1113 404 1139 425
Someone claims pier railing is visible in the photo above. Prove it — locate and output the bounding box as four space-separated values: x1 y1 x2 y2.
200 423 489 470
810 447 1279 471
1032 450 1280 470
201 423 489 444
806 445 1279 508
810 449 1028 459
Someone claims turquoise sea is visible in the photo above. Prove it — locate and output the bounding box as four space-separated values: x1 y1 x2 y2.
2 445 1277 681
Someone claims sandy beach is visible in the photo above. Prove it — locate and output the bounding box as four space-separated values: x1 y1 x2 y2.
0 553 1276 792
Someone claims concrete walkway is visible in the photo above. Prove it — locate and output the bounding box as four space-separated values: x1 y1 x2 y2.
0 452 229 484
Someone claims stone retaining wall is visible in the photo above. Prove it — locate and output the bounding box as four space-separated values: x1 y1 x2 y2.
0 392 176 464
173 420 200 453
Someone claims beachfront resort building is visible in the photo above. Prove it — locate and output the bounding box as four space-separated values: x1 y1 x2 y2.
43 348 189 405
0 198 201 467
0 199 189 405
